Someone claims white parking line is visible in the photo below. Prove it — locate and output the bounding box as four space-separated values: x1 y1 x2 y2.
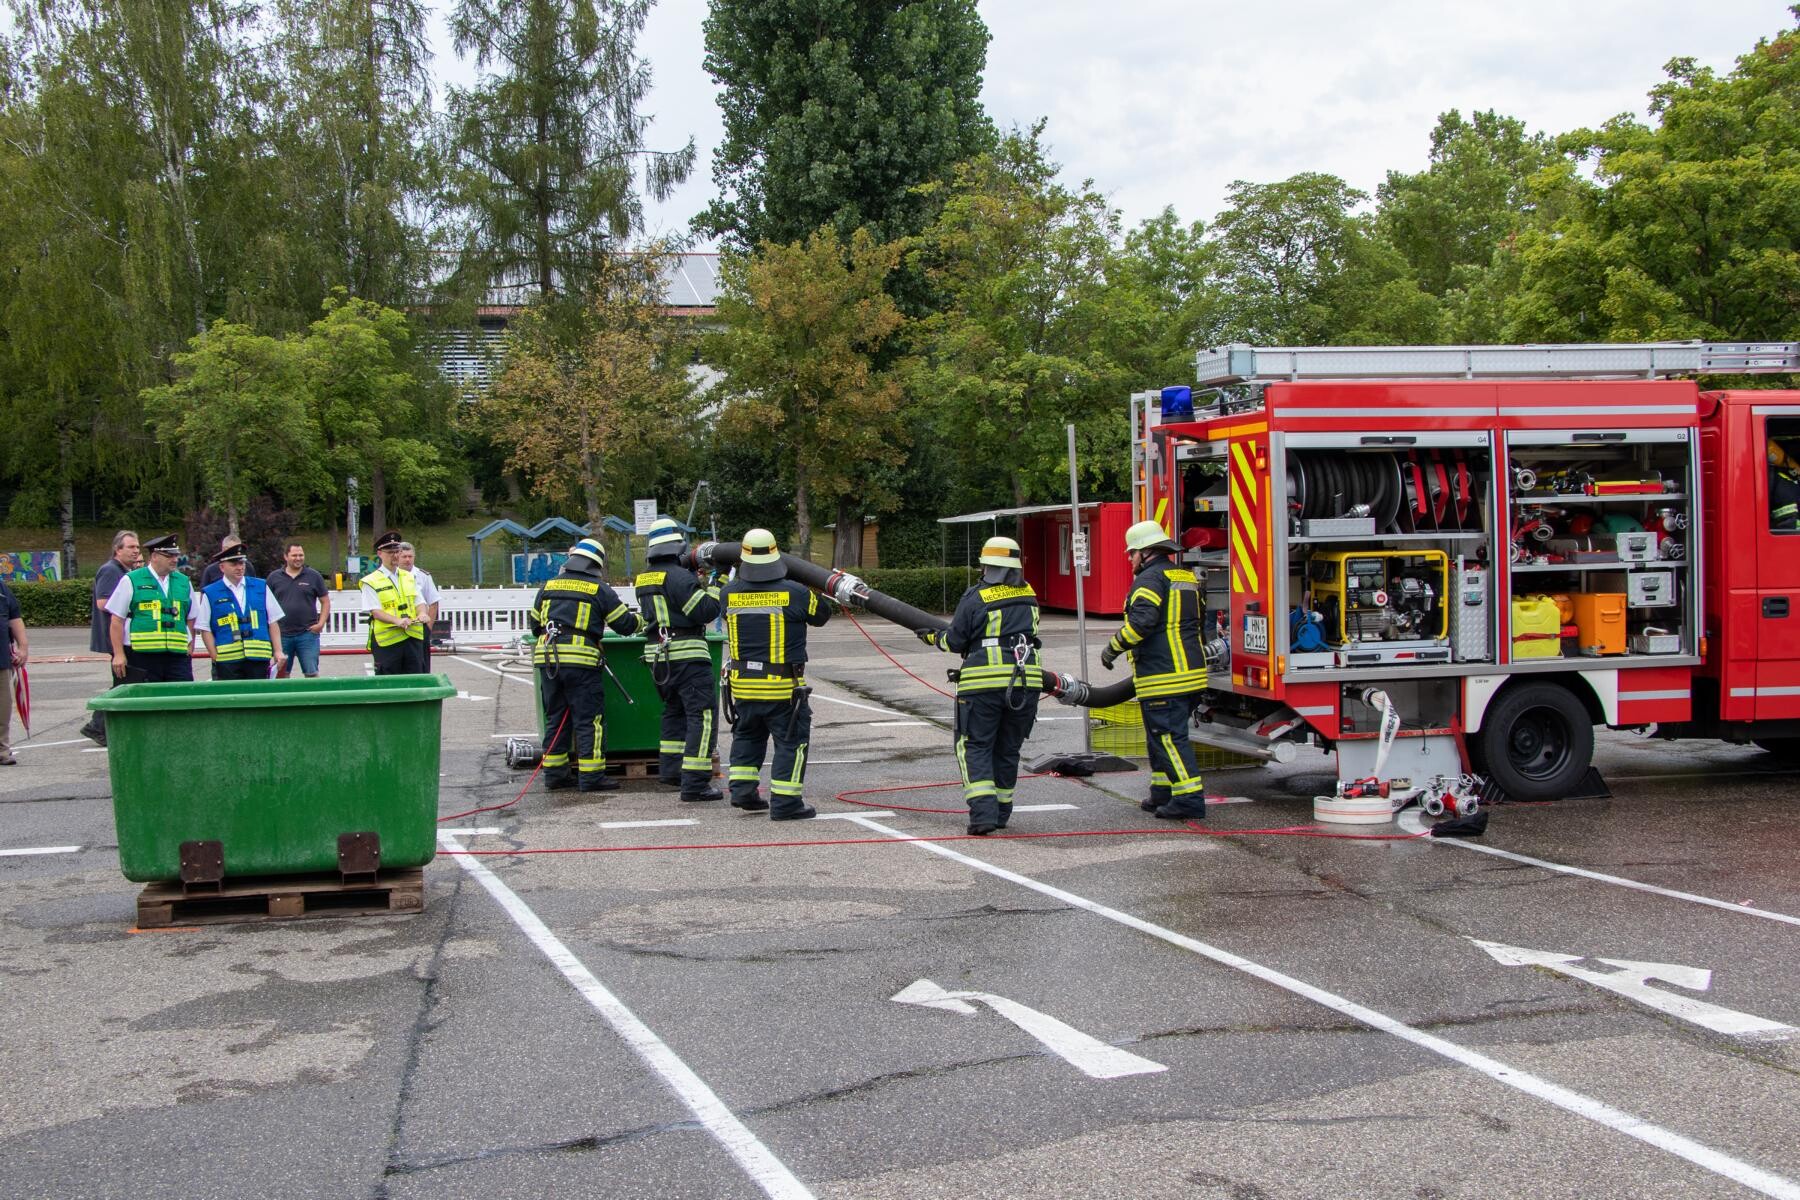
444 656 533 687
843 814 1800 1200
9 738 92 752
601 819 698 829
438 834 813 1199
866 720 929 727
1396 809 1800 928
815 811 894 821
436 827 503 836
0 845 81 857
808 692 909 718
1011 804 1078 813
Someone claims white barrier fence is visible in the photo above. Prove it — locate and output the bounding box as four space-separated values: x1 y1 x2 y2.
319 586 638 649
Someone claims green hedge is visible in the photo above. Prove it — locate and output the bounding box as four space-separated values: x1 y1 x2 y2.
9 580 95 626
862 566 977 615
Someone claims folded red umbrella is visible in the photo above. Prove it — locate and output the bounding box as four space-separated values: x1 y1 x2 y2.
12 662 28 736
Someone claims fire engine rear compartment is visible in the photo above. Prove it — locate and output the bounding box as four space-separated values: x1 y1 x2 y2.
1130 343 1800 801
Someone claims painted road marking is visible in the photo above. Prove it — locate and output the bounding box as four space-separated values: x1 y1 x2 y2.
455 689 494 702
1472 940 1795 1040
1396 809 1800 928
843 814 1800 1200
438 833 813 1199
1012 804 1078 813
0 845 81 857
489 733 537 739
815 811 894 821
892 978 1166 1079
436 827 503 836
9 738 92 752
809 692 909 718
445 656 533 687
81 748 106 754
867 720 929 727
600 819 698 829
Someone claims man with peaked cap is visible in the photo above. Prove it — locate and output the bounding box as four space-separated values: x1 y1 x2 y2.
528 537 645 792
199 536 255 589
104 534 198 683
1100 519 1209 820
919 535 1042 835
193 543 286 680
634 516 724 802
719 529 832 820
361 529 428 675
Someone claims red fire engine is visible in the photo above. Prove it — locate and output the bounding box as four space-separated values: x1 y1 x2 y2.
1129 342 1800 801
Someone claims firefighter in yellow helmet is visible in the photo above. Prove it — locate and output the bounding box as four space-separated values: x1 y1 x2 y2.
1770 439 1800 532
719 529 832 819
920 535 1041 834
1100 519 1209 819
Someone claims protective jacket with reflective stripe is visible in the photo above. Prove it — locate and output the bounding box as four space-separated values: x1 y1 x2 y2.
1108 554 1207 698
1774 467 1800 530
365 568 424 647
529 571 643 668
719 578 830 700
634 562 719 663
944 581 1043 694
125 567 193 652
203 577 273 661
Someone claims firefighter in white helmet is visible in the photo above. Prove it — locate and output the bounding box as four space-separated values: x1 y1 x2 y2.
919 535 1042 835
1100 519 1209 819
719 529 833 819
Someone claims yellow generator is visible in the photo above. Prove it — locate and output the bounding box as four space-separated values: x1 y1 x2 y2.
1307 550 1450 649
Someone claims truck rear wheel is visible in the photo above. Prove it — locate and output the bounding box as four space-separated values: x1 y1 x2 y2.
1476 682 1594 802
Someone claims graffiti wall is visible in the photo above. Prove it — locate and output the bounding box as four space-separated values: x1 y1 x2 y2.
0 552 62 583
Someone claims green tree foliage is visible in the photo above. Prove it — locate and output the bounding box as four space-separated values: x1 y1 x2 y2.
709 227 908 563
698 0 994 250
908 127 1135 508
483 246 695 526
142 322 317 538
1111 207 1222 386
1505 15 1800 342
1211 173 1441 346
447 0 695 319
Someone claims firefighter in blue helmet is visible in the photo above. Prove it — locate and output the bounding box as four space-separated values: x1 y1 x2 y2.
719 529 832 819
635 517 724 801
529 538 645 793
920 535 1042 835
1100 519 1209 820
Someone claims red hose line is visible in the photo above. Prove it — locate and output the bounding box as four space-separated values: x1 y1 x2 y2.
842 610 956 699
438 711 570 824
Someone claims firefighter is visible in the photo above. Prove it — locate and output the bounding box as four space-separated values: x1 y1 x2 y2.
1099 519 1209 820
1770 439 1800 532
719 529 831 819
920 536 1042 835
528 537 645 793
635 517 723 802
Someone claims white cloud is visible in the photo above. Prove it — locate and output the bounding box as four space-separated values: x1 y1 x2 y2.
430 0 1794 243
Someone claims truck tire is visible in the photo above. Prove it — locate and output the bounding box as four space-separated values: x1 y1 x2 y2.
1475 682 1594 802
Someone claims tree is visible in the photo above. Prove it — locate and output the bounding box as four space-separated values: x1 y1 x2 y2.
908 126 1133 508
1209 173 1441 345
484 246 694 527
142 322 318 538
709 227 908 563
1111 207 1223 386
699 0 994 250
1505 12 1800 342
446 0 695 320
298 293 451 559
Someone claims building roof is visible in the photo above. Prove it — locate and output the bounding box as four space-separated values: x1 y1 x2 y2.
938 502 1112 524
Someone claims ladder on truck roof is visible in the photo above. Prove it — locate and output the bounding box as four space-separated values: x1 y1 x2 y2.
1193 341 1800 388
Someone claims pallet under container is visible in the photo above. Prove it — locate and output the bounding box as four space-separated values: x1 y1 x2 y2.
89 674 456 924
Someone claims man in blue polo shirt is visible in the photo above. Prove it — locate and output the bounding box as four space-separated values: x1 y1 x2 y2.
80 530 140 746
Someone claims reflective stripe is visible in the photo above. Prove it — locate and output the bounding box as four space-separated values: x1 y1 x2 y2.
659 740 685 754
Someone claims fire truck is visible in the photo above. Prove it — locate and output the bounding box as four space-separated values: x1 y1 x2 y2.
1128 342 1800 801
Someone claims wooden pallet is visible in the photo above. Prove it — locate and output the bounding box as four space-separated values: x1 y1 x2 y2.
604 752 720 782
134 867 425 929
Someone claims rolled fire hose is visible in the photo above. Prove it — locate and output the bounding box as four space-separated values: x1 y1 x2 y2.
686 541 1138 709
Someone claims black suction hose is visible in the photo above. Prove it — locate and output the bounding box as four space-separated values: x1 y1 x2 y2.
685 542 1138 709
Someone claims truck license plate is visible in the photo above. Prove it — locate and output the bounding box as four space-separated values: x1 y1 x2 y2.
1243 614 1269 654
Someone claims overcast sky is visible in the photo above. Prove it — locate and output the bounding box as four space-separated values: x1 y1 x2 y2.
429 0 1795 248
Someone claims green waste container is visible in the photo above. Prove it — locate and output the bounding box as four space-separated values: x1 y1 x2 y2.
528 632 726 755
89 674 457 883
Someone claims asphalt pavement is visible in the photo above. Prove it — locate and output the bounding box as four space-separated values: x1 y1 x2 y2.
2 616 1797 1200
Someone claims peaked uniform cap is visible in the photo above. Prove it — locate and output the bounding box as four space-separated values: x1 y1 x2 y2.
209 544 249 565
143 534 181 556
374 530 404 551
978 536 1023 569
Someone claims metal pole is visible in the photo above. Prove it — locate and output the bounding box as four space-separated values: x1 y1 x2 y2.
1066 423 1092 753
346 476 360 581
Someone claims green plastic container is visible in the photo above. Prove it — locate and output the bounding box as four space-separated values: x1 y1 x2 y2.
89 674 456 882
530 632 726 754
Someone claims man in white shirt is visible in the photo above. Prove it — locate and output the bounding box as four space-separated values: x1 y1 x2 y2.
361 529 428 675
192 544 287 680
397 542 441 660
105 534 199 683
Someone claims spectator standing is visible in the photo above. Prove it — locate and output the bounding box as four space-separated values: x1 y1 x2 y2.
198 537 255 589
0 576 26 765
397 542 441 661
361 530 427 675
105 535 198 683
80 530 140 746
267 543 330 678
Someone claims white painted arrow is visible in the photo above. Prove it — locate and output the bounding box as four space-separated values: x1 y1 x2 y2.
455 689 493 702
1471 939 1795 1040
890 979 1167 1079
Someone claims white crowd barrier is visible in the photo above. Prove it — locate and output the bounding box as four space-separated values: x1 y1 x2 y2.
318 586 638 649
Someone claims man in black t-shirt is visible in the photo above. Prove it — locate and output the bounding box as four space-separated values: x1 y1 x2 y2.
267 543 331 678
80 530 140 747
0 576 26 764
